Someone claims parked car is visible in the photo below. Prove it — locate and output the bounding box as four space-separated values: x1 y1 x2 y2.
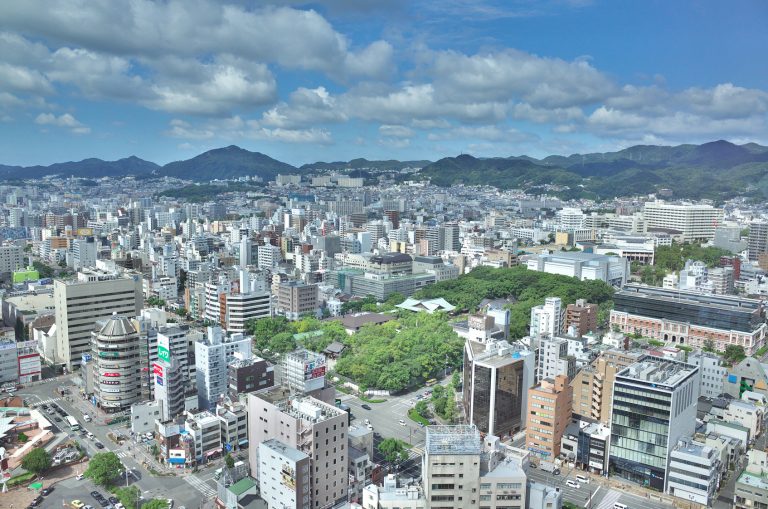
108 497 119 505
94 442 105 449
361 404 371 410
42 487 54 496
71 501 85 509
576 474 589 484
565 479 580 489
398 419 406 426
76 473 85 480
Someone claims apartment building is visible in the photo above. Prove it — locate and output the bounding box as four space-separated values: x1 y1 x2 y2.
277 281 319 320
688 351 726 399
53 269 142 369
525 375 573 460
570 350 643 424
534 336 574 383
258 439 311 509
195 326 251 410
564 299 598 337
529 297 562 338
0 244 24 274
667 438 721 506
608 357 699 491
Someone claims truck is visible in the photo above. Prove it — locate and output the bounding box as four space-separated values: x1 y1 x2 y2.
539 461 560 475
65 416 80 431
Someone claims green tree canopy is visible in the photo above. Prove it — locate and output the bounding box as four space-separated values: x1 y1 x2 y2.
85 452 123 486
141 500 169 509
225 453 235 469
114 486 140 509
21 447 51 474
378 438 409 465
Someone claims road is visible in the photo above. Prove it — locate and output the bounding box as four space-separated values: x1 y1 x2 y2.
526 466 677 509
16 377 220 509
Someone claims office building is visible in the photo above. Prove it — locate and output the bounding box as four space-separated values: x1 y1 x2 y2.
184 410 223 464
688 351 726 399
247 390 349 509
228 356 274 399
570 350 643 424
422 425 528 509
224 290 272 333
462 339 534 438
283 349 327 395
154 326 198 420
748 221 768 262
525 375 572 459
565 299 598 337
526 252 628 286
608 357 699 491
439 223 461 252
216 398 249 452
258 439 311 509
363 475 425 509
71 237 97 270
643 201 724 242
90 314 141 412
53 269 142 369
277 281 319 320
195 326 251 410
667 438 721 506
611 284 767 355
534 336 574 383
0 339 18 383
529 297 562 338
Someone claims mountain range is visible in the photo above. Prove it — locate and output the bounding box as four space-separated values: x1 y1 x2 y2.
3 140 768 199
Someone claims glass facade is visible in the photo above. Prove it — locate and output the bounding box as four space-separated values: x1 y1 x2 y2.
494 361 524 436
609 382 671 491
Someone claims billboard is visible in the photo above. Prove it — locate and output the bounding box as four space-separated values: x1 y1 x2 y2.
281 463 296 491
158 334 171 363
103 372 120 377
156 376 164 386
304 359 326 381
153 363 164 376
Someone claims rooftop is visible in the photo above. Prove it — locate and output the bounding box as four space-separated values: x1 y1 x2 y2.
260 438 308 462
618 356 698 388
617 284 762 312
738 471 768 491
426 425 482 456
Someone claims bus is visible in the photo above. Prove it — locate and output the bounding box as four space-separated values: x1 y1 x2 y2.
425 378 437 387
65 416 80 430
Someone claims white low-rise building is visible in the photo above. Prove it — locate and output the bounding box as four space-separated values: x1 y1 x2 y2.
667 437 721 506
688 351 726 399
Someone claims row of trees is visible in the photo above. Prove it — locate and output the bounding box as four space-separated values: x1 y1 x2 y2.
415 266 615 337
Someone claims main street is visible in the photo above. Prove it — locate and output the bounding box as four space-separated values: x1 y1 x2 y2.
15 377 219 508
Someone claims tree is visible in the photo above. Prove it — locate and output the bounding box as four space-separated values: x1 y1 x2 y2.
414 400 429 417
703 339 716 353
724 345 746 365
450 370 461 389
17 432 28 443
141 500 169 509
225 453 235 469
21 447 51 474
85 452 123 486
114 486 140 509
378 438 409 466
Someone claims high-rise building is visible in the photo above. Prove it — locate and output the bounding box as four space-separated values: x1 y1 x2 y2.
525 375 572 459
195 326 251 410
565 299 598 337
239 235 253 267
90 315 141 412
570 350 643 424
277 281 319 320
247 390 349 509
530 297 562 338
283 349 327 395
608 356 699 491
439 223 461 252
462 339 534 438
534 336 574 382
643 201 724 242
153 325 198 420
71 237 97 270
53 269 142 369
748 221 768 261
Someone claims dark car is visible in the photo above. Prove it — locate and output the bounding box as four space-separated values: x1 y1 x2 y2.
54 416 62 422
361 404 371 410
30 497 43 507
90 491 101 499
94 442 105 449
108 497 119 505
41 487 54 496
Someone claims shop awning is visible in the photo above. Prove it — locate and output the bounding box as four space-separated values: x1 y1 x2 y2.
238 439 249 446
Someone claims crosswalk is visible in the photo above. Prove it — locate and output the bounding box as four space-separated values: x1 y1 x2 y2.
115 450 131 459
596 489 622 509
36 397 61 406
184 474 217 498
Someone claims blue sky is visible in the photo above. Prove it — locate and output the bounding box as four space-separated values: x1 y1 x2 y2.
1 0 767 167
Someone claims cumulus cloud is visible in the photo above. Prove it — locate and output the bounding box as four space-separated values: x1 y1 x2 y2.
262 87 347 128
35 112 90 134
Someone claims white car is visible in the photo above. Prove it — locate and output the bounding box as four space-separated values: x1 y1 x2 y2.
398 419 406 426
75 473 85 480
565 479 580 489
366 423 373 431
576 474 589 484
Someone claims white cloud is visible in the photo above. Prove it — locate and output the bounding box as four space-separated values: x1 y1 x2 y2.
165 119 215 140
34 112 90 134
262 87 346 128
378 124 413 138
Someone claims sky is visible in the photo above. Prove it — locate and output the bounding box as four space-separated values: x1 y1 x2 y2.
1 0 767 167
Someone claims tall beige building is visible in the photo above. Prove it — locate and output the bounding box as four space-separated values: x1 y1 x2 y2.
526 375 572 459
247 388 348 509
570 350 642 424
53 269 142 369
643 201 723 242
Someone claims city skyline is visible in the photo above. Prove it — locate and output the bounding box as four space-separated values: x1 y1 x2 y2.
0 0 767 167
